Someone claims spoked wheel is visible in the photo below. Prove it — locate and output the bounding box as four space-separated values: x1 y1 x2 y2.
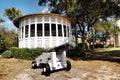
65 60 71 71
42 63 50 76
31 61 37 69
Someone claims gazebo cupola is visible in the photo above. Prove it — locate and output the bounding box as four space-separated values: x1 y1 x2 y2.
13 13 72 49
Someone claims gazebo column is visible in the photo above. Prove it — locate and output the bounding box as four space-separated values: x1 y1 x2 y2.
35 19 37 48
28 24 31 48
62 19 64 43
50 22 52 47
42 23 45 48
23 24 25 48
56 24 58 46
20 27 22 48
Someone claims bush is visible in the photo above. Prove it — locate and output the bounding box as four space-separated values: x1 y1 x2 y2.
106 44 114 48
67 46 85 58
10 47 44 60
1 50 12 58
94 44 104 48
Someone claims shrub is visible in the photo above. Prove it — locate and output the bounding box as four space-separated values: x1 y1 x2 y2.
67 46 85 58
10 47 44 60
106 44 114 48
1 50 12 58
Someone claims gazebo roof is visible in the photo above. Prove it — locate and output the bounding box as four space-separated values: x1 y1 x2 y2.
13 13 72 27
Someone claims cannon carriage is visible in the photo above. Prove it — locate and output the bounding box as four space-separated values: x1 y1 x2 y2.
32 41 76 76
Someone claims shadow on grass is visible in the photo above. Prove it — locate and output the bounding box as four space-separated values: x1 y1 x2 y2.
68 50 120 63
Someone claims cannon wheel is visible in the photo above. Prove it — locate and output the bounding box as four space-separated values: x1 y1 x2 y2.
65 60 71 71
31 61 37 69
42 63 50 76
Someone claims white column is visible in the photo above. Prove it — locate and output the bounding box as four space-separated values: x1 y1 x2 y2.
23 24 25 48
62 19 64 44
56 18 59 46
20 27 22 39
35 17 37 48
42 22 45 48
50 18 52 47
28 23 31 48
19 27 21 48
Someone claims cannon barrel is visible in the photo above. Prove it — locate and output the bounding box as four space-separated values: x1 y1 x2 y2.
46 40 76 52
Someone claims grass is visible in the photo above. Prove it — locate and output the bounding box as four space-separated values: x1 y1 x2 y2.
0 48 120 80
0 57 31 80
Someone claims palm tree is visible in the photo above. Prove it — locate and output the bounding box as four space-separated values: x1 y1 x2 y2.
109 20 120 48
3 7 22 30
93 19 120 48
0 18 5 23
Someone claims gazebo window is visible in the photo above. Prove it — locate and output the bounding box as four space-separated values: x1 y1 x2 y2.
31 18 35 23
58 24 62 36
21 27 23 38
44 23 50 36
30 24 35 37
67 26 69 37
44 17 49 22
19 28 21 39
37 24 42 36
51 24 56 36
25 25 28 38
63 25 66 37
51 17 55 22
37 17 42 22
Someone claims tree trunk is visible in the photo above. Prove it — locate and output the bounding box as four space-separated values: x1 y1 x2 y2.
113 34 116 48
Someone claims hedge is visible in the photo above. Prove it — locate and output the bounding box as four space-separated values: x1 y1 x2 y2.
67 46 85 58
1 47 44 60
1 50 12 58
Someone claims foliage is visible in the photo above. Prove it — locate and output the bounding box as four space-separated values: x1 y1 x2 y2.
38 0 120 50
0 18 5 23
106 44 114 48
1 50 12 58
10 47 44 60
3 7 22 21
93 19 120 48
0 27 18 53
67 45 85 58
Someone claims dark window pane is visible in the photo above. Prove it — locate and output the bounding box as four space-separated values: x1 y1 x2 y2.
30 24 35 37
51 24 56 36
58 24 62 36
63 25 66 37
67 26 69 37
44 23 50 36
37 24 42 36
25 25 28 38
22 26 23 38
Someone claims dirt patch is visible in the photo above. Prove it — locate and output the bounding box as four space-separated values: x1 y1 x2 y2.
13 59 120 80
0 48 120 80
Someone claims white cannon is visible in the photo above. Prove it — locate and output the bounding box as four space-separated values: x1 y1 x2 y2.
32 41 76 76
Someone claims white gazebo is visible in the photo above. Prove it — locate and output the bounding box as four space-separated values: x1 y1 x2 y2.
13 13 72 49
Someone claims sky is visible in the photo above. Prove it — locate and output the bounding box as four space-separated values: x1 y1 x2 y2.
0 0 45 29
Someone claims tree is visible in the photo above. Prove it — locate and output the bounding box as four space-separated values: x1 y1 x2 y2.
93 18 120 48
108 20 120 48
38 0 120 50
0 18 5 23
3 7 22 30
0 26 18 53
